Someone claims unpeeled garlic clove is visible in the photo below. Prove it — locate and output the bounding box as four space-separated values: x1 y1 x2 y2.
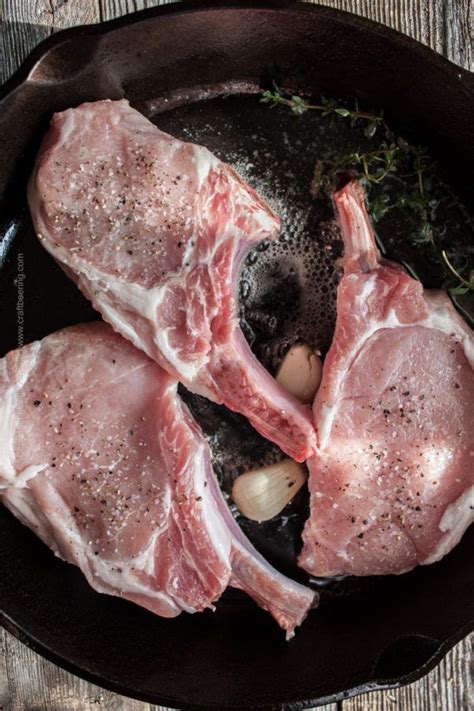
232 459 307 522
276 343 322 403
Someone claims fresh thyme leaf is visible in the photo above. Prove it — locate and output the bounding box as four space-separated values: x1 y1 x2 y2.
369 193 393 223
417 222 435 245
290 95 307 114
364 120 379 139
334 107 351 117
450 285 471 295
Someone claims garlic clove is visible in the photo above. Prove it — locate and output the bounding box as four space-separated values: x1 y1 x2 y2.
232 459 307 522
276 343 322 403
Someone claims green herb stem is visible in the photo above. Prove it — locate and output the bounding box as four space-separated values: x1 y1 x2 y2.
260 84 473 298
441 250 472 289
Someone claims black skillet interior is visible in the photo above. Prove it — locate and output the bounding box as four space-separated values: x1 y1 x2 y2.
0 2 473 708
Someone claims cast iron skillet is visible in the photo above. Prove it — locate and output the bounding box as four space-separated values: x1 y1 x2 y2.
0 2 473 708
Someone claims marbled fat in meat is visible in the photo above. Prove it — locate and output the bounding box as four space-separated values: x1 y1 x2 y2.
28 100 317 462
0 322 316 635
300 180 474 577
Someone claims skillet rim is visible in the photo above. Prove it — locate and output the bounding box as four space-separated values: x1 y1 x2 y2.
1 0 473 106
1 604 473 709
0 1 472 708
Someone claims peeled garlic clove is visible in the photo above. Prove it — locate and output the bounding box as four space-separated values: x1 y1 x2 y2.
276 343 322 403
232 459 307 522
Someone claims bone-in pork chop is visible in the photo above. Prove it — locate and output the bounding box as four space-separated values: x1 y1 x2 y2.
299 180 474 577
0 322 316 635
28 99 317 462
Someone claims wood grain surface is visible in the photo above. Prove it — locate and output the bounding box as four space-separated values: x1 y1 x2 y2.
0 1 473 710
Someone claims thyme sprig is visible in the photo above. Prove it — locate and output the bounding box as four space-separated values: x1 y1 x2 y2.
260 85 473 297
442 251 474 295
261 88 385 131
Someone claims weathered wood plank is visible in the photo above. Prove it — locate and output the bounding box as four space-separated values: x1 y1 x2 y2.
1 1 101 84
344 635 473 711
311 0 473 69
0 1 472 710
0 628 171 711
99 0 176 22
0 629 11 710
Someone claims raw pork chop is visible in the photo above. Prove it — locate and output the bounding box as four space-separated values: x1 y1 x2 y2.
0 322 316 635
28 99 317 462
300 180 474 577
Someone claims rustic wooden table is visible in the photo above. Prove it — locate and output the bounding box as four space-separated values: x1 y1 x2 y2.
0 1 472 709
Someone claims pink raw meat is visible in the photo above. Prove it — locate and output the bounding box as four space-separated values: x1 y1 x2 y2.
0 322 316 636
300 180 474 577
28 99 317 462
